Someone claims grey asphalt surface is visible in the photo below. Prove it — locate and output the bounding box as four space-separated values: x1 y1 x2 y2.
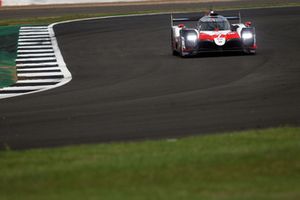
0 7 300 150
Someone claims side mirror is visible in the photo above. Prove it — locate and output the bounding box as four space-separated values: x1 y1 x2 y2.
178 24 185 28
245 21 252 27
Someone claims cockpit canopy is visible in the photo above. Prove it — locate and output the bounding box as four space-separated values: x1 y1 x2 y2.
197 15 231 31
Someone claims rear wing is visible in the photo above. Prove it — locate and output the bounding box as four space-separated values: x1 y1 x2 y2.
226 12 242 23
171 14 200 26
171 12 242 26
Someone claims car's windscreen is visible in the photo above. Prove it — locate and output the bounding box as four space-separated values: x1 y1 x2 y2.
199 21 231 31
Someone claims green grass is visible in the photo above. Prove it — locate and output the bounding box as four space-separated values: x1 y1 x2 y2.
0 66 17 88
1 127 300 200
0 25 19 88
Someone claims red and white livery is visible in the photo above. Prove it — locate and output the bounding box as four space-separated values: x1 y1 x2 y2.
171 11 257 57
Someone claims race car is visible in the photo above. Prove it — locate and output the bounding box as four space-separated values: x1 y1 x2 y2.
171 11 257 57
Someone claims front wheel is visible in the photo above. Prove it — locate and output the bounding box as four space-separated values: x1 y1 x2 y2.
243 48 256 55
171 43 177 56
178 37 189 58
241 28 256 55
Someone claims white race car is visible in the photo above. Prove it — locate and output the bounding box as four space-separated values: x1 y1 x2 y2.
171 11 257 57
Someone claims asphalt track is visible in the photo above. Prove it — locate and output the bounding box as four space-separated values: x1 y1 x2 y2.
0 7 300 150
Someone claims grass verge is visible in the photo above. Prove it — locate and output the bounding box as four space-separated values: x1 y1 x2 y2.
0 127 300 199
0 25 19 88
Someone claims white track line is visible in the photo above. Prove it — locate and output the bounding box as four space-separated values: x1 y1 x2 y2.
18 49 54 53
17 79 62 83
18 45 53 49
19 32 49 35
49 24 72 81
20 26 49 31
17 67 60 72
18 53 55 57
18 41 52 45
0 94 18 98
20 29 49 32
20 26 48 29
19 35 50 39
17 62 58 67
1 86 48 91
16 57 56 62
18 72 63 77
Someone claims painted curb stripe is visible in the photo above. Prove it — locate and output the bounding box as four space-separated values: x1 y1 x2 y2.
18 45 53 49
18 53 56 57
17 67 61 71
2 86 50 90
0 24 72 99
18 49 54 53
19 32 50 35
16 57 57 62
18 72 64 77
18 42 52 45
17 79 62 83
19 35 50 38
20 29 49 32
0 90 36 94
21 26 48 29
17 62 59 67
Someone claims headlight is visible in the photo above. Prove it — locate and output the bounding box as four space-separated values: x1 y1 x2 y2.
186 34 197 42
242 32 253 40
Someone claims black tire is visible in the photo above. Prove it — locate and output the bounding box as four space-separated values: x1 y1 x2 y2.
171 30 178 56
171 38 177 56
243 48 256 55
179 29 198 58
173 50 178 56
177 37 189 58
241 27 256 55
171 37 178 56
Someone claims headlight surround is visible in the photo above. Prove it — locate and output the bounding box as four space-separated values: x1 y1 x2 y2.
242 32 253 40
